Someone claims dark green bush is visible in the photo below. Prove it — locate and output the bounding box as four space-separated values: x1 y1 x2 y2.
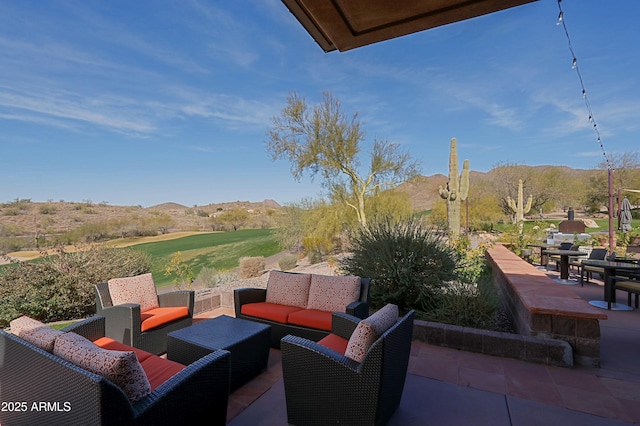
339 217 459 313
0 245 151 327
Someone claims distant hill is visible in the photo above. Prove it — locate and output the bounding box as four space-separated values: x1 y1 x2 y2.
0 199 282 236
395 165 602 212
394 174 447 211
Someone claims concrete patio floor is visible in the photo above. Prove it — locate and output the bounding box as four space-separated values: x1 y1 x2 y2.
195 267 640 425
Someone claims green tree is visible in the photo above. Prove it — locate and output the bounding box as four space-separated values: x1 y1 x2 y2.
598 152 640 206
267 91 419 227
217 208 249 231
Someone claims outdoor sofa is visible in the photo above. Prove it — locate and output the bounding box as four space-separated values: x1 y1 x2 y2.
234 270 370 347
0 315 230 426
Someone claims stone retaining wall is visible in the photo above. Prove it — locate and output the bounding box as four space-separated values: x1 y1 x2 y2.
412 320 573 367
486 244 607 367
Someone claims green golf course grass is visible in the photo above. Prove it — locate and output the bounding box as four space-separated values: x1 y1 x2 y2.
130 228 282 287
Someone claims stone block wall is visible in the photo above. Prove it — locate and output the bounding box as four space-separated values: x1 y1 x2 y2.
486 244 606 367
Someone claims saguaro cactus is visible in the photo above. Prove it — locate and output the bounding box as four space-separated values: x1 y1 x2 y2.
438 138 469 239
507 179 532 228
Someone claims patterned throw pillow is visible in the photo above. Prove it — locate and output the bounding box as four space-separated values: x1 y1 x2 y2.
366 303 399 336
9 316 63 353
344 304 399 363
265 271 312 308
54 332 151 402
344 321 377 363
306 275 361 313
108 273 159 313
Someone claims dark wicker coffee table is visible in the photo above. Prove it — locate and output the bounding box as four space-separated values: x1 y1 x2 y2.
167 315 270 390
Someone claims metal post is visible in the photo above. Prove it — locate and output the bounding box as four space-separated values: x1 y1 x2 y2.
608 168 615 253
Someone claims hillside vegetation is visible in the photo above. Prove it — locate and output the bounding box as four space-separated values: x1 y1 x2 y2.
2 164 639 255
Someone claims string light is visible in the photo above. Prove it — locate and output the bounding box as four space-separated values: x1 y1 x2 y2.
556 0 611 170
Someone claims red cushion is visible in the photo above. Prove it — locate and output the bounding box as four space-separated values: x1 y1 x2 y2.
287 309 332 331
241 302 303 323
140 356 185 391
317 333 348 354
94 337 153 364
94 337 185 391
140 307 190 332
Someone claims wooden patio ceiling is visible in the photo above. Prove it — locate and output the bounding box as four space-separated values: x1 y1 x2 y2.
281 0 538 52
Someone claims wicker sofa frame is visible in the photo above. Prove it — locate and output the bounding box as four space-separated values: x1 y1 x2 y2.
281 310 415 426
233 275 371 348
94 282 194 355
0 316 230 426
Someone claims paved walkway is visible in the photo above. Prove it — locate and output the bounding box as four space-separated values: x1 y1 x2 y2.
196 267 640 425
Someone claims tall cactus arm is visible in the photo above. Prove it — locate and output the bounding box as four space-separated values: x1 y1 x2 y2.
459 159 470 201
438 185 449 199
449 139 459 194
524 195 533 215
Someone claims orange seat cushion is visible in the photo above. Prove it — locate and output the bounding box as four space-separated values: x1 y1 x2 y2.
317 333 348 354
94 336 185 390
241 302 303 324
94 337 154 363
140 307 190 332
287 309 332 331
139 356 185 391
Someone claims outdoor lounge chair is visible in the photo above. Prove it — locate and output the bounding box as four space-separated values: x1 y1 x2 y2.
281 306 414 426
94 273 194 355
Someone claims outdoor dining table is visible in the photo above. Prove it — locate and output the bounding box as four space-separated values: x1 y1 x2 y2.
542 249 587 285
528 243 560 267
582 259 640 311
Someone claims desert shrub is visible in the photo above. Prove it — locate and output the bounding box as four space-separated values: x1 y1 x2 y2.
3 207 21 216
419 265 501 330
39 204 57 215
339 217 459 313
164 251 195 289
197 266 237 288
0 237 25 254
453 238 494 285
238 256 265 279
302 237 332 256
278 253 298 271
0 245 151 327
307 250 322 265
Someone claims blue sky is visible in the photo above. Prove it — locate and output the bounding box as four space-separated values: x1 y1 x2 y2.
1 0 638 207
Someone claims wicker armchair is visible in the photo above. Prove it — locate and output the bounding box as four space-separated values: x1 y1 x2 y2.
95 273 194 355
281 309 415 426
0 316 230 426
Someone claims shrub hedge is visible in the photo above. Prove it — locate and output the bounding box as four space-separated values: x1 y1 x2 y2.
0 246 151 327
